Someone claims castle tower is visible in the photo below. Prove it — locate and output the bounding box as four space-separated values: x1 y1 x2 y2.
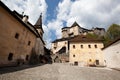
34 13 44 37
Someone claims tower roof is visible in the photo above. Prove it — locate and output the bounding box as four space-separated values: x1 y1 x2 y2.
71 21 80 27
34 13 44 32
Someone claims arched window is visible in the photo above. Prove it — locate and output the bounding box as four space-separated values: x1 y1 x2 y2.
8 53 13 61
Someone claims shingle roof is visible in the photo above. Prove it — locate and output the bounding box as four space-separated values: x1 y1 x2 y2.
52 37 75 43
69 35 103 43
94 27 105 31
62 21 89 31
34 13 44 33
71 21 80 27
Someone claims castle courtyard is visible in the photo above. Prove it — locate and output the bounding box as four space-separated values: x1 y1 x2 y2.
0 63 120 80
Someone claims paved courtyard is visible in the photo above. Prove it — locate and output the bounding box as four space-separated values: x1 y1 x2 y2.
0 63 120 80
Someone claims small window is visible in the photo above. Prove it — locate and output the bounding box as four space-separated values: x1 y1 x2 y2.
81 45 83 48
54 43 57 46
95 45 97 48
54 47 56 50
73 55 75 57
26 55 29 61
8 53 13 61
104 60 106 63
73 45 75 49
28 41 31 46
89 59 92 62
74 61 78 66
96 60 99 65
15 33 19 39
65 42 67 44
88 45 91 48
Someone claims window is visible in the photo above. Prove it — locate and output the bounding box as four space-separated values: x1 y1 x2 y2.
73 45 75 49
95 45 97 48
89 59 92 62
54 47 57 50
26 55 29 61
73 55 75 57
81 45 83 48
96 60 99 65
54 43 57 47
74 61 78 66
8 53 13 61
88 45 91 48
65 42 67 44
104 60 106 63
28 41 31 46
15 33 19 39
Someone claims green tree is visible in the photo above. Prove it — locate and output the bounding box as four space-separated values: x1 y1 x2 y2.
86 33 99 38
107 24 120 40
104 24 120 46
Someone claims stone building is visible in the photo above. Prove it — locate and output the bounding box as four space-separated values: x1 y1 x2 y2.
62 22 105 38
102 37 120 68
0 1 45 67
92 27 105 36
51 37 72 63
62 22 90 38
51 22 105 63
69 35 104 66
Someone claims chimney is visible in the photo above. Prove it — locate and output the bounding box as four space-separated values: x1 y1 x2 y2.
22 15 29 23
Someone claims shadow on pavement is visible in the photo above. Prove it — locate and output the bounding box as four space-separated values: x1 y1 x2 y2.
0 63 47 74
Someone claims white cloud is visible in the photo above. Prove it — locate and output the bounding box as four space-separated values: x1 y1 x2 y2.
45 0 120 49
68 0 120 28
1 0 47 24
57 0 72 21
2 0 120 48
43 19 63 48
55 0 120 30
1 0 50 47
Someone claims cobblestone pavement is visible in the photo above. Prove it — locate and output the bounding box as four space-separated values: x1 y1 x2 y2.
0 63 120 80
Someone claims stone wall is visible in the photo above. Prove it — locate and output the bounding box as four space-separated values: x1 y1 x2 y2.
0 5 37 67
69 42 104 66
103 40 120 68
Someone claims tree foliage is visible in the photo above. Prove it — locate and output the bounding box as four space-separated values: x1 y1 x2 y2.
86 33 99 38
104 24 120 46
107 24 120 39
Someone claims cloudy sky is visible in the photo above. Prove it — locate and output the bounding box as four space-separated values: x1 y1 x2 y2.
1 0 120 48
